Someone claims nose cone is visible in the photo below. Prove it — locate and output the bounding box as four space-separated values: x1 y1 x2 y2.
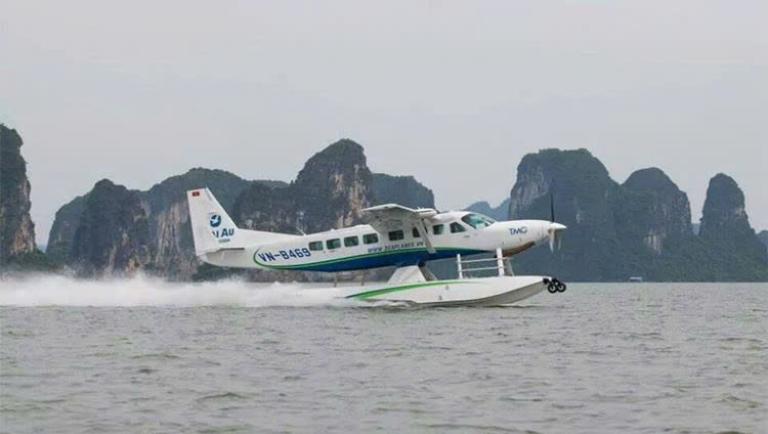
549 222 567 231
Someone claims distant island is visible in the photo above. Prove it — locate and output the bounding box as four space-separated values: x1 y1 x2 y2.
468 149 767 281
2 124 766 282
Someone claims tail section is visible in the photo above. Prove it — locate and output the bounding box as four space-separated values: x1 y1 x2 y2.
187 188 240 255
187 188 299 257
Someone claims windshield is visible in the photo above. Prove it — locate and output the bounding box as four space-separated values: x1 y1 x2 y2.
461 213 496 229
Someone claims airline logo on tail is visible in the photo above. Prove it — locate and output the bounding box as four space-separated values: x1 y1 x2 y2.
209 212 234 241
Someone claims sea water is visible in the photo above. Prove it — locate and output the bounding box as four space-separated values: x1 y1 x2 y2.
1 276 766 433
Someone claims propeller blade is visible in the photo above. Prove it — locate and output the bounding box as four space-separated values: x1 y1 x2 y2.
548 222 567 252
549 193 555 223
549 230 555 252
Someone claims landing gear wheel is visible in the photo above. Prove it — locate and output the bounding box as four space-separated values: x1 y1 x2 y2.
546 278 558 293
547 278 566 294
556 281 567 293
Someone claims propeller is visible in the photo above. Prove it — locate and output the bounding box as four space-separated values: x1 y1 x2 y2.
548 223 566 251
549 229 555 252
550 193 555 223
547 193 566 251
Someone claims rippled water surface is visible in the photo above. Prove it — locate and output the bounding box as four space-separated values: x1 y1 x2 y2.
1 278 766 433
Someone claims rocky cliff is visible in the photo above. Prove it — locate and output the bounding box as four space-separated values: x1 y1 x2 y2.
46 195 87 264
232 182 299 234
47 168 252 280
618 168 693 255
233 139 374 234
759 230 768 251
0 125 37 265
69 180 151 277
48 139 433 279
230 139 439 282
696 174 768 280
371 174 434 209
507 149 625 281
292 139 373 232
44 140 765 281
611 168 706 280
142 168 253 279
699 174 751 237
48 169 253 279
500 149 767 281
233 140 435 235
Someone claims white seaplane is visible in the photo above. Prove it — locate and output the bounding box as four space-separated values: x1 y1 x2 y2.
187 188 568 307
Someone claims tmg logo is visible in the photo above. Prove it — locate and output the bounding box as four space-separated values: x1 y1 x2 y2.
509 226 528 235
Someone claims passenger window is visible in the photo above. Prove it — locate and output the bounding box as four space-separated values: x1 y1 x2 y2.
450 222 466 233
344 236 359 247
432 224 444 235
326 239 341 249
309 241 323 251
363 233 379 244
388 230 404 241
412 227 421 238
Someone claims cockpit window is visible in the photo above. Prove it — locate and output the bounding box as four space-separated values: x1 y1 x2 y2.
461 213 496 229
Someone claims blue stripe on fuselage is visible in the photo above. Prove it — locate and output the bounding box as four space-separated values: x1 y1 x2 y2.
291 249 486 272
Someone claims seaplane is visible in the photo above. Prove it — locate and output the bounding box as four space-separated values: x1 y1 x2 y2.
187 188 568 307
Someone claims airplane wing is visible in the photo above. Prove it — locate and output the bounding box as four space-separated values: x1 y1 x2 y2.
361 204 438 253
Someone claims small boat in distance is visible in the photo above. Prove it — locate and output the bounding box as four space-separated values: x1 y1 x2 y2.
628 276 644 282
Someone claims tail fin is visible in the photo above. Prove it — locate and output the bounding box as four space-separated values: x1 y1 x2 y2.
187 188 299 257
187 188 240 255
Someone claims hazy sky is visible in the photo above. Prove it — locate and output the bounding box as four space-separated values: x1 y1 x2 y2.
2 0 766 244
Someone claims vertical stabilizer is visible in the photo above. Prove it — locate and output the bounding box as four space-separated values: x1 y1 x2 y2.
187 188 240 255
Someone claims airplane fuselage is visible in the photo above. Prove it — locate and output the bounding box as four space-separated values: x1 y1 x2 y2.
187 188 567 306
201 211 559 272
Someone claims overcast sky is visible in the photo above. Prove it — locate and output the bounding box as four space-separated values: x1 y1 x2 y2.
2 0 766 244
